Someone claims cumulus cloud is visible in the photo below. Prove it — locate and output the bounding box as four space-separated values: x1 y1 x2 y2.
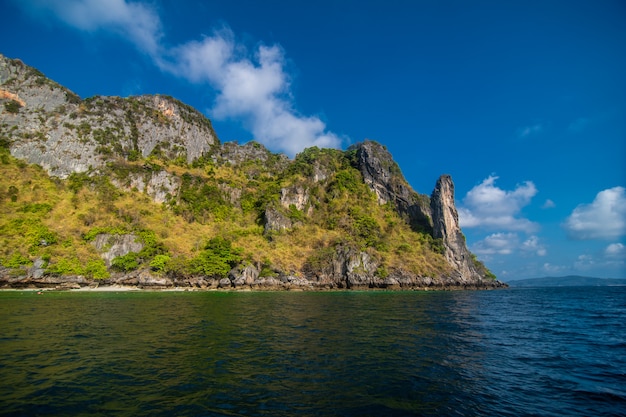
605 243 626 258
458 175 538 232
472 233 518 255
159 31 343 156
521 236 547 256
20 0 162 57
471 233 546 257
18 0 343 157
563 187 626 240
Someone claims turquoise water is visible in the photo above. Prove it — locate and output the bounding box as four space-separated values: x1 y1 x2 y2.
1 288 625 416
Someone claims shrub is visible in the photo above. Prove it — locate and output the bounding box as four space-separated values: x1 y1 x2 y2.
188 237 242 278
149 254 171 273
85 259 110 279
45 257 84 276
111 252 140 272
4 101 22 114
2 253 32 268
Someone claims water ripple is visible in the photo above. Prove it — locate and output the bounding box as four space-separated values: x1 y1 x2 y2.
0 288 625 416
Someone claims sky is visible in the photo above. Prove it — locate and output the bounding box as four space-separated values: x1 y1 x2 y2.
1 0 624 280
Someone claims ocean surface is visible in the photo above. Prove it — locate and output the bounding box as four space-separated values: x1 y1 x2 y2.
0 287 624 417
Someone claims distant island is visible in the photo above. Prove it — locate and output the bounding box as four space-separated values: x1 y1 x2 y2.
507 276 626 287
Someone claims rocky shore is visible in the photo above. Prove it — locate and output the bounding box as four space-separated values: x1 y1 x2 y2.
0 265 508 291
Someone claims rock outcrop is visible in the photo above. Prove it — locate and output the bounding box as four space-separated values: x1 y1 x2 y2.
91 234 144 267
431 175 482 283
351 141 432 232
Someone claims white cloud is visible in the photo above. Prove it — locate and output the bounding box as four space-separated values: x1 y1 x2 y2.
521 236 547 256
543 262 566 274
458 175 538 232
563 187 626 240
471 233 546 257
605 243 626 258
20 0 343 157
542 199 555 209
574 254 595 270
517 123 542 138
22 0 162 57
472 232 518 255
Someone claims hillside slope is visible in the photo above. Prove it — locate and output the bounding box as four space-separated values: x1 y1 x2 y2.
0 54 503 290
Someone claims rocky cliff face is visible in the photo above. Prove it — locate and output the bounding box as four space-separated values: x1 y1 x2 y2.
0 55 217 178
352 141 432 233
431 175 483 283
0 54 502 290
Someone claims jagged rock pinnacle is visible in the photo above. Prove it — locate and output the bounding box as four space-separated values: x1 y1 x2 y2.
431 174 483 282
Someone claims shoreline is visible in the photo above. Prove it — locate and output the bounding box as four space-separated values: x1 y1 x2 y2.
0 283 508 292
0 270 508 292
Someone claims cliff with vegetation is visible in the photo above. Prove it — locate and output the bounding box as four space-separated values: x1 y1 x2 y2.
0 54 504 290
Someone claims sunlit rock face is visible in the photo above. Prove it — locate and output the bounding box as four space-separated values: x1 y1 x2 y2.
431 175 483 282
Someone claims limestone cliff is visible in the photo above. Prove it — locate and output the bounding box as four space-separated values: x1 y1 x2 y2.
0 55 218 178
0 53 503 290
431 175 483 283
351 141 432 233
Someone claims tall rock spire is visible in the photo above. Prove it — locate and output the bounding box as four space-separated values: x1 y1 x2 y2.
431 175 483 282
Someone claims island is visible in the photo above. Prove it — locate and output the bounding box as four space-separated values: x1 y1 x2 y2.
0 54 506 291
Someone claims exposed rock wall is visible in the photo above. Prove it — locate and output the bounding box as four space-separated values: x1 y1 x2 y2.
91 234 144 267
0 54 218 178
431 175 482 282
352 141 432 232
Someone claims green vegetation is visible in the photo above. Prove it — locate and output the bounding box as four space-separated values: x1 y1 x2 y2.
0 139 468 282
0 58 494 283
4 101 22 114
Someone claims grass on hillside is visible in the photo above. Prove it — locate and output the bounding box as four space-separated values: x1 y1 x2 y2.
0 144 450 280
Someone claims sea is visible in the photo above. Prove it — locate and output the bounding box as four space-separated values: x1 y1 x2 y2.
0 287 624 417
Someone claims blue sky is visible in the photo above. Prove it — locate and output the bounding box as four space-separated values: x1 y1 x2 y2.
1 0 624 280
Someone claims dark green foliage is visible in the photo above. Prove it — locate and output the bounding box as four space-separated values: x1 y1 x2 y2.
136 230 167 260
0 135 11 150
346 208 385 250
77 122 91 139
67 172 91 193
332 169 362 193
18 203 53 214
430 237 445 255
65 91 81 104
287 204 305 222
4 101 22 114
111 252 140 272
188 237 242 278
8 185 18 202
175 173 231 222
